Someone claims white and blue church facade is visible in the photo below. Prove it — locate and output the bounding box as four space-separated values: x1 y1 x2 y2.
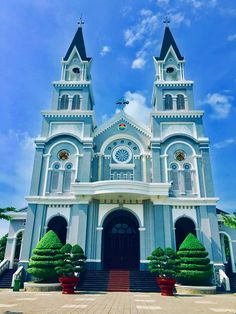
4 24 236 282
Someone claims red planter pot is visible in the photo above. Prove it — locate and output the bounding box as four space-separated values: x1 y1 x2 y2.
59 277 80 294
156 277 176 296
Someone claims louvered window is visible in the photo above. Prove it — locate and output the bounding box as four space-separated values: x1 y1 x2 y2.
164 94 173 110
170 170 179 190
58 95 69 110
72 95 80 110
51 171 59 191
63 171 71 191
177 94 185 110
184 171 192 191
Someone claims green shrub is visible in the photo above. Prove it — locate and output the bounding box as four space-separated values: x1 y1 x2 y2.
27 230 63 282
147 247 179 278
55 243 86 277
177 233 213 286
0 234 7 262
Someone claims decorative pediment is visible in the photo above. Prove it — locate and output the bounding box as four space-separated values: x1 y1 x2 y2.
94 111 151 138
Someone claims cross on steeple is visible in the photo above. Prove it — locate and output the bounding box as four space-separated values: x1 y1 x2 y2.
78 15 84 28
163 16 170 26
116 98 129 110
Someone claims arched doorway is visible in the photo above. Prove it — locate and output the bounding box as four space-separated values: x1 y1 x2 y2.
175 217 196 250
102 210 140 270
47 216 67 244
220 233 234 275
13 231 23 268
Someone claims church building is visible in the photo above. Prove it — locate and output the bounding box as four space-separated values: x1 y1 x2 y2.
4 23 236 285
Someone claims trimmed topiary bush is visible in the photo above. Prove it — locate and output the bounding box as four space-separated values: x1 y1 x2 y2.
147 247 179 278
27 230 63 282
55 243 86 277
177 233 213 286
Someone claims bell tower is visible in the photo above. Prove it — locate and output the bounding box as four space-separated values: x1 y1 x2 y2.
51 21 94 111
152 24 194 111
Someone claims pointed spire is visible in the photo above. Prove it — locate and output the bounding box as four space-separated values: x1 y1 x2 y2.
156 25 184 61
64 22 91 62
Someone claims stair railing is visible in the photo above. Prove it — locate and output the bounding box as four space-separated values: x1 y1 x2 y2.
0 259 9 276
219 269 230 291
11 266 24 288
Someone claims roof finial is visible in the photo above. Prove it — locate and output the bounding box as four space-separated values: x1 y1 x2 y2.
116 97 129 110
78 15 84 28
163 16 170 27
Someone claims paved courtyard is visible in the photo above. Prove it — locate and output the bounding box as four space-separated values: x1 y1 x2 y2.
0 290 235 314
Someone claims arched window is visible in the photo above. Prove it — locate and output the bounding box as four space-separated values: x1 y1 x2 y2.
170 163 179 191
72 95 81 110
164 94 173 110
177 94 185 110
183 163 192 192
50 163 60 192
175 217 196 250
63 163 72 192
58 95 69 110
47 216 67 244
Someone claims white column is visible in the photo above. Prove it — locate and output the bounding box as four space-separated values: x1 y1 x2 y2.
43 154 51 196
142 155 147 182
68 96 73 110
98 153 103 181
9 237 17 269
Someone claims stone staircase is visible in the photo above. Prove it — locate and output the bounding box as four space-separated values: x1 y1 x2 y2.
0 269 15 288
78 270 160 292
108 270 130 292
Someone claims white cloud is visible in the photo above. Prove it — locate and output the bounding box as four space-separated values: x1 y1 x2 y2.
169 12 191 27
0 130 35 209
100 46 111 56
156 0 170 4
120 91 151 125
124 10 159 46
227 34 236 41
204 93 233 119
132 57 146 69
213 138 235 149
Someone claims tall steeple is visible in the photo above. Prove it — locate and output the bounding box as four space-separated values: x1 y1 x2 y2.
51 22 94 111
64 24 91 62
152 24 194 111
157 25 184 61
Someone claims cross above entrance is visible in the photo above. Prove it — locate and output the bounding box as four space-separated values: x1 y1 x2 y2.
116 98 129 110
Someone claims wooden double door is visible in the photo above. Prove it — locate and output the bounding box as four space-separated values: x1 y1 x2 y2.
103 213 140 270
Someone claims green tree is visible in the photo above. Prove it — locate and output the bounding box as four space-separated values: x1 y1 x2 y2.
55 243 86 277
147 247 179 278
0 234 7 261
0 207 16 221
177 233 213 286
27 230 63 283
222 212 236 229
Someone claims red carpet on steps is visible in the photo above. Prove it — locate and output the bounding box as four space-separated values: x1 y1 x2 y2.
107 270 130 292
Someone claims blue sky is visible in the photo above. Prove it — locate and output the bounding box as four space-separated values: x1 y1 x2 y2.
0 0 236 236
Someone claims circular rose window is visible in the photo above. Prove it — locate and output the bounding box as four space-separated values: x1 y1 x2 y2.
113 146 132 163
58 150 69 161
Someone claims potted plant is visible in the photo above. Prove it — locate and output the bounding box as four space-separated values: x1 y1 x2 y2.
148 247 179 296
55 243 86 294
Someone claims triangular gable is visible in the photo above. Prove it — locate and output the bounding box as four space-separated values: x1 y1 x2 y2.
94 111 151 138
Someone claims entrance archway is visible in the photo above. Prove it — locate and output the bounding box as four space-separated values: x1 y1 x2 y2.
47 216 67 244
220 232 235 274
175 217 196 250
13 231 23 268
102 210 140 270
